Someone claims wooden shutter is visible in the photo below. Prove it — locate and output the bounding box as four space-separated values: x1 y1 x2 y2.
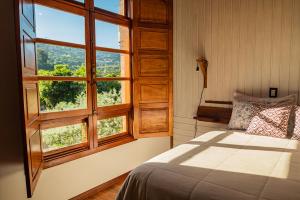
16 0 43 197
132 0 173 138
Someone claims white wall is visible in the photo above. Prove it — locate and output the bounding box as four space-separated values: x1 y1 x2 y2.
0 137 170 200
173 0 300 145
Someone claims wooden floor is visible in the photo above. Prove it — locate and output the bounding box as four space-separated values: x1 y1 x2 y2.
84 178 125 200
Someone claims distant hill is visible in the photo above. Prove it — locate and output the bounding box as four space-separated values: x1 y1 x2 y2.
36 43 121 73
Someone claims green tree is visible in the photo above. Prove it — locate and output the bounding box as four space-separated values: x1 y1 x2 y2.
39 64 85 110
37 48 49 69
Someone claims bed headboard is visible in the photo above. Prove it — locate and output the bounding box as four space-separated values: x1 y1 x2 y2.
194 105 233 124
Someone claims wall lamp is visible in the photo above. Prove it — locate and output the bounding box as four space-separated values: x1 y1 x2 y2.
196 57 208 88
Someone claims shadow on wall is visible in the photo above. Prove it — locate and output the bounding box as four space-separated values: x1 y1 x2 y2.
0 0 25 180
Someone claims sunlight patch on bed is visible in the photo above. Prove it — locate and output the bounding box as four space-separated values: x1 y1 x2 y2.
217 149 288 177
192 131 227 142
146 144 199 163
271 153 292 179
215 131 252 145
179 146 238 169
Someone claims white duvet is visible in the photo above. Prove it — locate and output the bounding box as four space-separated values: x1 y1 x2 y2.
117 131 300 200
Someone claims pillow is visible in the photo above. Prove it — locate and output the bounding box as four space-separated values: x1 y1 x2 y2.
233 92 297 105
246 104 293 138
228 92 297 130
291 106 300 141
228 101 257 130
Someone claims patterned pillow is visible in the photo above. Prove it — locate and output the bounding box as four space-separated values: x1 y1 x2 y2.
228 92 297 130
292 106 300 141
228 101 257 130
246 104 293 138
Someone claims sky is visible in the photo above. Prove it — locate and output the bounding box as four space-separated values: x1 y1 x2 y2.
35 0 123 49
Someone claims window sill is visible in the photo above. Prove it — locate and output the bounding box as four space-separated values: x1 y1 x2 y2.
43 135 135 169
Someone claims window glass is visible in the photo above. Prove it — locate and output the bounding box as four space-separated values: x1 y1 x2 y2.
96 81 130 107
39 81 87 112
94 0 125 15
74 0 84 3
42 123 87 152
96 51 129 78
97 116 127 139
36 43 86 77
95 20 129 50
35 4 85 44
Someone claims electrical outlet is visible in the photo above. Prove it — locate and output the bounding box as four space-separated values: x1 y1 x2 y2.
269 88 278 98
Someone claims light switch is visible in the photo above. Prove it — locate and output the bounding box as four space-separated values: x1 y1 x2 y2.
269 88 278 98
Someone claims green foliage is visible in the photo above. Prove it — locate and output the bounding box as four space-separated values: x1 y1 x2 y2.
42 124 86 151
97 116 123 138
37 44 124 150
97 81 121 94
39 64 86 111
37 43 85 71
97 89 122 107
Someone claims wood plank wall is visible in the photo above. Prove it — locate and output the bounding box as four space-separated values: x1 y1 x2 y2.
173 0 300 145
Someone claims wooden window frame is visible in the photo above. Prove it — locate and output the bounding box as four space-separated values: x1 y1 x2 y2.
33 0 134 168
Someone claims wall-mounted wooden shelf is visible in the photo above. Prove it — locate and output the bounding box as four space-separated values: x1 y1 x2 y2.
194 106 232 124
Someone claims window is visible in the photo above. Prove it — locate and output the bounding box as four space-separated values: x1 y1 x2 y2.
97 115 127 139
94 7 131 143
19 0 172 195
95 20 129 50
39 81 87 112
34 0 132 166
35 5 85 44
42 122 87 152
94 0 125 15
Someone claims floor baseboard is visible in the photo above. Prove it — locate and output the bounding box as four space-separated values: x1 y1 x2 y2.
69 172 130 200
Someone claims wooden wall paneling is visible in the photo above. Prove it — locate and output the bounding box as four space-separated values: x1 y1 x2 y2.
237 0 247 95
230 0 240 99
279 0 293 97
173 0 300 144
289 0 300 104
270 0 282 90
139 28 169 51
261 0 273 98
253 0 264 97
203 0 212 102
21 28 36 76
133 0 173 138
23 83 39 124
139 0 169 24
139 105 169 135
25 122 43 195
139 79 169 103
244 0 256 96
138 55 169 77
208 0 219 100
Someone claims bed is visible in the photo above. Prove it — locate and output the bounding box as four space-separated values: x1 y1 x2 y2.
116 130 300 200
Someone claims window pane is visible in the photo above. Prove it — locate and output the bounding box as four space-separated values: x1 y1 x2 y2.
97 81 130 107
97 116 127 139
42 123 87 152
35 4 85 44
95 20 129 50
74 0 84 3
36 43 86 77
96 51 129 77
94 0 125 15
39 81 87 112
